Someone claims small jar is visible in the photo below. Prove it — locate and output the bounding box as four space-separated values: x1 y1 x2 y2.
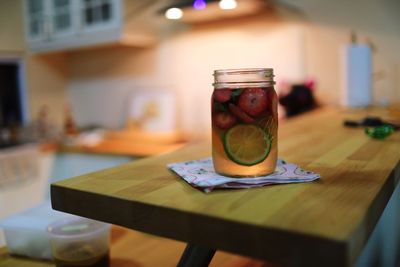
211 68 278 177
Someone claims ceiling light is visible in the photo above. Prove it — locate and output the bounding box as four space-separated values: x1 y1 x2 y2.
165 7 183 20
193 0 206 10
219 0 237 10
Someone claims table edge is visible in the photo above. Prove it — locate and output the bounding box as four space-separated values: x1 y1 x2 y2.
51 184 348 267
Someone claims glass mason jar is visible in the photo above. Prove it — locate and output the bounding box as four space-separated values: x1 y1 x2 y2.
211 68 278 177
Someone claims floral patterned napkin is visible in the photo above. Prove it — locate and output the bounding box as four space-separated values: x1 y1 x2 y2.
167 157 320 193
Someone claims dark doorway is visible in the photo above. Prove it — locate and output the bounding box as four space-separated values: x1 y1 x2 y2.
0 63 22 127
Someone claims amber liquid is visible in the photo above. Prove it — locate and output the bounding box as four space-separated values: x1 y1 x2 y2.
54 250 109 267
211 86 278 177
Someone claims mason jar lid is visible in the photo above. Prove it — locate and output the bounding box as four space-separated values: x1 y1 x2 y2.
213 68 275 89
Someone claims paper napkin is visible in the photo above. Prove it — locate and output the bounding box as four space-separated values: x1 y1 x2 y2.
167 157 320 193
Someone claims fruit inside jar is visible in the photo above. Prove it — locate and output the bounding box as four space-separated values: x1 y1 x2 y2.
211 86 278 177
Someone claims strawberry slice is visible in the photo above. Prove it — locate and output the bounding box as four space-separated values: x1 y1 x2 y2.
266 87 277 115
238 88 268 116
213 89 232 103
213 112 237 129
228 103 255 124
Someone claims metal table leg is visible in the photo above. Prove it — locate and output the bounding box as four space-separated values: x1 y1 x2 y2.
177 244 216 267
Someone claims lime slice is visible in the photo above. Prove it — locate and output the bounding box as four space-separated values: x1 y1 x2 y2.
223 124 271 166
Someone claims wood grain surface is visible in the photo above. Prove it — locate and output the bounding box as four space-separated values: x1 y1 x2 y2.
62 139 185 157
51 107 400 267
61 130 187 157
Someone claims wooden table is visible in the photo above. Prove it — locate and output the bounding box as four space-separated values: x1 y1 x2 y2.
51 107 400 267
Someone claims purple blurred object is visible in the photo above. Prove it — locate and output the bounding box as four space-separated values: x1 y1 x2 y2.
193 0 206 9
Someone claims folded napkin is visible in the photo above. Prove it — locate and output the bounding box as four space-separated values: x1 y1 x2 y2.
167 157 320 193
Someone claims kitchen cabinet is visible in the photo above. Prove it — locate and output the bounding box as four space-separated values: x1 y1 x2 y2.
24 0 170 53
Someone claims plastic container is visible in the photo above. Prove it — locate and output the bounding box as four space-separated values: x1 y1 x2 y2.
212 68 278 177
47 217 111 267
0 201 72 260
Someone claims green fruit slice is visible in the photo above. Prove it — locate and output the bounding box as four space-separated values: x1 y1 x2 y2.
223 124 272 166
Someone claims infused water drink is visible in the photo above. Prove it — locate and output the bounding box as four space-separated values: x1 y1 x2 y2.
212 69 278 177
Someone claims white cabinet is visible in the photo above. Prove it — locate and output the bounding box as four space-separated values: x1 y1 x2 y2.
25 0 48 42
24 0 165 53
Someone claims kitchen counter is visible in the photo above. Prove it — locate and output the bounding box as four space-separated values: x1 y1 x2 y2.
61 129 187 157
50 107 400 266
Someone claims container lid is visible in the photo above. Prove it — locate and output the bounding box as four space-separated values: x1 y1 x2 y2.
213 68 275 88
47 216 110 239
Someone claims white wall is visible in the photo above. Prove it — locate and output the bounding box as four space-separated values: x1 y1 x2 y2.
163 21 306 138
0 0 25 52
67 0 400 137
68 18 306 136
69 78 166 129
284 0 400 104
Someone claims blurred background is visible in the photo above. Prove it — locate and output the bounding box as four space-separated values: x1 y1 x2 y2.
0 0 399 266
0 0 399 138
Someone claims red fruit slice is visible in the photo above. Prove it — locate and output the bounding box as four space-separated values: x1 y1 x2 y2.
228 103 255 124
266 87 278 115
213 89 232 103
238 88 268 116
213 112 237 129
